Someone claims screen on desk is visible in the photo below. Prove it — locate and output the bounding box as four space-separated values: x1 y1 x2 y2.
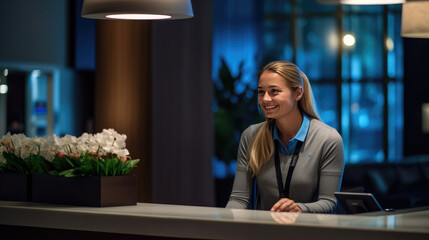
334 192 383 214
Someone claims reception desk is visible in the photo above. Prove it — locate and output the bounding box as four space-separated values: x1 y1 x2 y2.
1 201 428 240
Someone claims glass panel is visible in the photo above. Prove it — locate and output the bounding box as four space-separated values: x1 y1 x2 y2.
342 14 384 81
297 0 337 14
388 82 403 161
212 0 263 85
343 82 385 163
387 10 403 79
341 83 351 163
264 0 292 15
53 69 77 136
388 3 402 11
296 17 338 81
342 5 384 13
312 84 339 130
26 71 48 137
263 20 293 62
212 0 264 179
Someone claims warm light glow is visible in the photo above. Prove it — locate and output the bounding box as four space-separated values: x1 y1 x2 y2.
401 2 429 39
106 14 171 20
343 34 356 47
341 0 404 4
0 84 8 94
328 31 339 52
386 37 394 51
82 0 193 20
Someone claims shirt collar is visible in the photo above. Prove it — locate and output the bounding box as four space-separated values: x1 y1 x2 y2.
295 113 310 142
273 113 310 154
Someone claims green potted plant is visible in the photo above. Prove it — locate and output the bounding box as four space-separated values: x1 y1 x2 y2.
0 129 139 206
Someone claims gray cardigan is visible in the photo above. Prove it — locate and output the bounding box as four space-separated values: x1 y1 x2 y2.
226 119 345 213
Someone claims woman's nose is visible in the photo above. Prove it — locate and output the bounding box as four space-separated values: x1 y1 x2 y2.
263 92 272 101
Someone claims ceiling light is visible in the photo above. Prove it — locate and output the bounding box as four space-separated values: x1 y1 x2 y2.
0 84 7 94
81 0 194 20
386 37 394 51
317 0 405 4
402 1 429 38
341 0 404 4
106 14 171 20
343 34 356 46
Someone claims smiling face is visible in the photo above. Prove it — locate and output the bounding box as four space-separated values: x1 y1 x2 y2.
258 71 302 120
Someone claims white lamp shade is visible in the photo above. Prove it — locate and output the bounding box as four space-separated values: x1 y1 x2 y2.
341 0 404 4
402 1 429 38
81 0 194 20
317 0 405 4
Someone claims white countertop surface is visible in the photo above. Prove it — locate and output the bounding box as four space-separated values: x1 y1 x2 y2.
1 201 429 239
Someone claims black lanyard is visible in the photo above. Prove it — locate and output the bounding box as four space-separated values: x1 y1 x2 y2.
274 140 303 199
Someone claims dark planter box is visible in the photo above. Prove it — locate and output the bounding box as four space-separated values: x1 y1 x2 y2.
32 174 137 207
0 172 31 201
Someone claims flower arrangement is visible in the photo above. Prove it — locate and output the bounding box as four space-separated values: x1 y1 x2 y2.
0 129 139 177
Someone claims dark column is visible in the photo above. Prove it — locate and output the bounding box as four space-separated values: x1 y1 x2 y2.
152 0 215 206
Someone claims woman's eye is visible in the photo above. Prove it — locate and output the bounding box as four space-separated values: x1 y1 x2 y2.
271 89 279 93
257 90 264 95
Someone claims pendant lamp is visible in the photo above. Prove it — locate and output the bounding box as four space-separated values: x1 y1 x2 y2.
401 1 429 38
81 0 194 20
341 0 404 4
317 0 405 4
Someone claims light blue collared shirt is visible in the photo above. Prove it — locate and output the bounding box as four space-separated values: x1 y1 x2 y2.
273 113 310 155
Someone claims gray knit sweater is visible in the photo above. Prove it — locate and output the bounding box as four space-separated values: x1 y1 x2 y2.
226 119 345 213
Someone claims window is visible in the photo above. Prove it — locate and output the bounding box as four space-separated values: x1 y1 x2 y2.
212 1 404 180
264 1 403 163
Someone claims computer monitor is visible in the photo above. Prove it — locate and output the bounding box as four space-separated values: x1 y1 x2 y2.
334 192 383 214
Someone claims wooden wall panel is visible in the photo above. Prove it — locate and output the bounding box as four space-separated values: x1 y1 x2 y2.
95 20 152 202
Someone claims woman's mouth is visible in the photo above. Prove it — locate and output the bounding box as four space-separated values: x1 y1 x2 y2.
264 105 278 110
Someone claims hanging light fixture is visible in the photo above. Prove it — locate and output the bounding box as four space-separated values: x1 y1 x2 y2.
341 0 404 4
401 1 429 38
317 0 405 4
81 0 194 20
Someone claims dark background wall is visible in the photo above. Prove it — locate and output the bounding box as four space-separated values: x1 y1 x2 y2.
0 0 68 66
403 38 429 156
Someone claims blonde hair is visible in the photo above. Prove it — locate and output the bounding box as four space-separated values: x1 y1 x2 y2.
248 61 320 177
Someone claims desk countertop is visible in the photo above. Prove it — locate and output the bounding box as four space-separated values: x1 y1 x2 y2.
1 201 429 239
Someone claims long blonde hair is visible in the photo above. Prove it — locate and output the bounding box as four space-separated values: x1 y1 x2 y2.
248 61 320 177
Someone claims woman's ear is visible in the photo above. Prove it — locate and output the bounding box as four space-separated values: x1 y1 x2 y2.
296 86 304 101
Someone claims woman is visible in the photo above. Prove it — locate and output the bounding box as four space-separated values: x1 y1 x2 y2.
226 61 344 213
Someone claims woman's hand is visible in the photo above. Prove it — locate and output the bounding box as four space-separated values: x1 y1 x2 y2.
271 198 303 212
270 211 300 224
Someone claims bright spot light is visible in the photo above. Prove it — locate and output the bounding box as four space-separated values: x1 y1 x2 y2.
386 37 394 51
343 34 356 47
31 70 42 78
106 14 171 20
3 69 8 76
0 84 8 94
